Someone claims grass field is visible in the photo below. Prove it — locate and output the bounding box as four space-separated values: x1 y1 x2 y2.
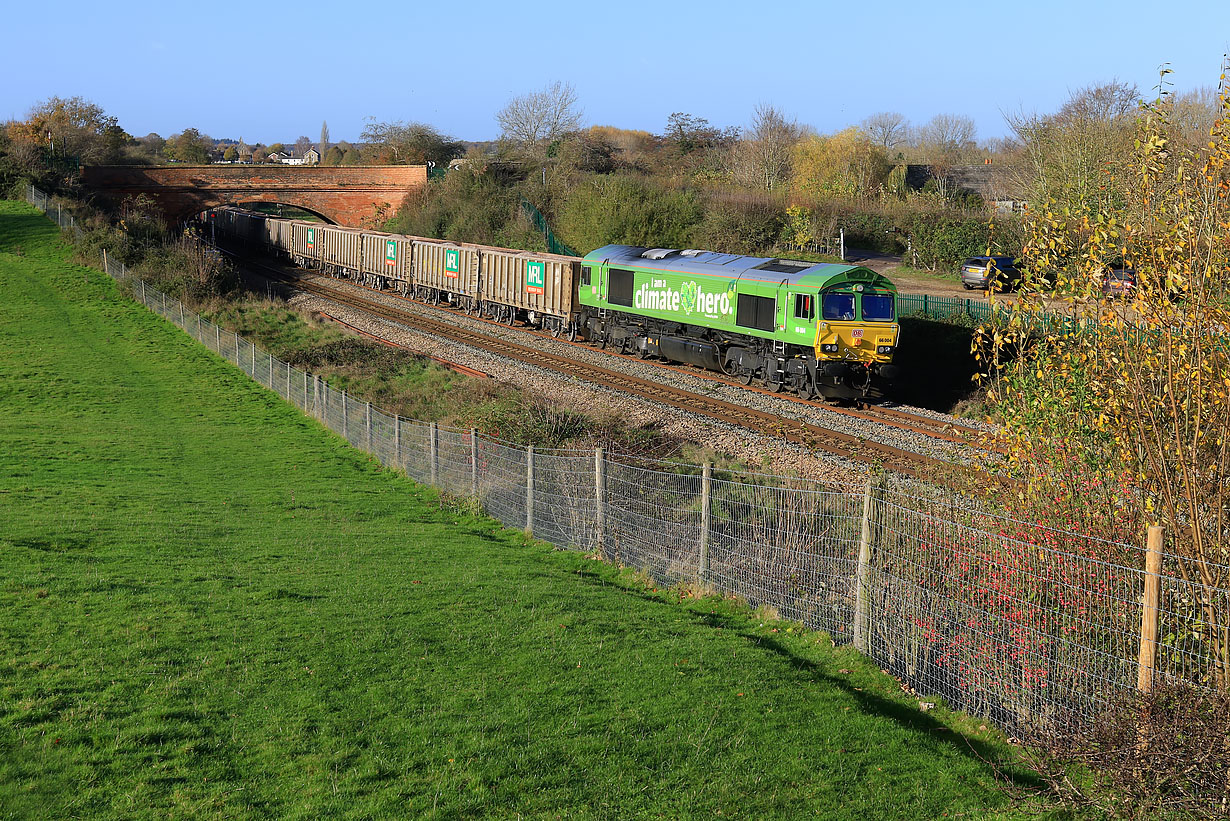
0 200 1068 819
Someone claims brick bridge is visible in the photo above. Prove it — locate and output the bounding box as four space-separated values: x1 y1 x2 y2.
80 165 427 226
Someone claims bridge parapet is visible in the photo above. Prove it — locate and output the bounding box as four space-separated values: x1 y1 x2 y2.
80 165 427 226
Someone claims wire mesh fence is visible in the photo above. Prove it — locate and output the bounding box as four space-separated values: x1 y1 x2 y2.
25 186 1230 745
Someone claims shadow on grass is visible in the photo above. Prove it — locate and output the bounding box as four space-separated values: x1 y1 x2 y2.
572 563 1044 790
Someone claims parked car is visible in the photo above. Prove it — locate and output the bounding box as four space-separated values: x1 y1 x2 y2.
1103 268 1136 298
961 256 1021 291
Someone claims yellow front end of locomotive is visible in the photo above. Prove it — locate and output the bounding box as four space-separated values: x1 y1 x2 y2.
814 321 900 365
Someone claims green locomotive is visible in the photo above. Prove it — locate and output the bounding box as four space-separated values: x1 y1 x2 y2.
576 245 900 400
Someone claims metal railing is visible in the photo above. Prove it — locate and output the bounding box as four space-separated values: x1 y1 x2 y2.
520 198 579 257
23 186 1230 755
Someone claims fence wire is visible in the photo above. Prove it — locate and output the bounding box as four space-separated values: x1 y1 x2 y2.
28 186 1230 747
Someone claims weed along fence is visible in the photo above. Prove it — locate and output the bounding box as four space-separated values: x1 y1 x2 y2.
25 187 1230 745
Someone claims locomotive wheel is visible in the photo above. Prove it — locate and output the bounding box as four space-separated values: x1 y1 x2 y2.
637 343 649 359
773 378 786 393
741 367 755 386
551 321 562 338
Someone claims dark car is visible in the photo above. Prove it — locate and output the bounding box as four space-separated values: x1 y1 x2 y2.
961 256 1021 292
1103 268 1135 298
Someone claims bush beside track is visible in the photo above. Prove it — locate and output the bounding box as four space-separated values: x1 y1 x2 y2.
0 200 1067 817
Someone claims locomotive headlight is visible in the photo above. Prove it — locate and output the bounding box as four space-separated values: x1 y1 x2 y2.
876 345 894 354
820 344 839 353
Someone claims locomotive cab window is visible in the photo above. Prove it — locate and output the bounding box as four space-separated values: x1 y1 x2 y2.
608 268 635 307
861 293 895 322
580 265 591 286
793 293 815 321
822 292 857 321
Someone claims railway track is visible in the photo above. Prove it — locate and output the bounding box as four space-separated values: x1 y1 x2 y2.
229 251 990 481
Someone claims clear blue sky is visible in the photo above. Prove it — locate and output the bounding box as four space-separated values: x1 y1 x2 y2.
5 0 1227 145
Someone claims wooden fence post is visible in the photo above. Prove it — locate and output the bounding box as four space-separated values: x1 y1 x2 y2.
698 462 712 579
470 428 479 500
526 446 535 536
1137 526 1165 694
429 422 439 487
365 402 373 453
594 447 606 554
853 478 878 654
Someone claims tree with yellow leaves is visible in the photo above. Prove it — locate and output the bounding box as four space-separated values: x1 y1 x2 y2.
790 127 891 202
978 66 1230 689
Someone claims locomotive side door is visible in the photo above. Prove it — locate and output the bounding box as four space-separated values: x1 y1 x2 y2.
787 290 817 344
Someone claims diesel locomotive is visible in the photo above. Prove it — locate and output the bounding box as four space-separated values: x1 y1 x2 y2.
205 208 900 400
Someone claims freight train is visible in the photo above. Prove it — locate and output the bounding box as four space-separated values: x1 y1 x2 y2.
205 207 900 400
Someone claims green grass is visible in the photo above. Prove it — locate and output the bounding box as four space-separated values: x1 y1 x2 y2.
0 200 1071 818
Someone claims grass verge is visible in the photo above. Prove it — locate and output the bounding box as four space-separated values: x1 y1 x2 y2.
1 201 1071 818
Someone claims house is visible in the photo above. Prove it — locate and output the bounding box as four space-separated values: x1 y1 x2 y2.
267 148 320 166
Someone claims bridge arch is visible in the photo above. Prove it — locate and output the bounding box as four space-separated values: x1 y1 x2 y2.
199 197 337 224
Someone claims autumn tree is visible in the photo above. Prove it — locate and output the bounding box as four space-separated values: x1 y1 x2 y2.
978 69 1230 690
791 127 891 200
728 104 802 192
496 81 583 156
7 96 126 165
914 113 978 165
1006 80 1139 215
318 120 330 156
360 119 462 165
223 145 238 162
861 111 909 152
165 128 213 164
293 135 312 157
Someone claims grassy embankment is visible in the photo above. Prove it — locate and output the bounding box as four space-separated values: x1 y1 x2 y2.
1 201 1071 818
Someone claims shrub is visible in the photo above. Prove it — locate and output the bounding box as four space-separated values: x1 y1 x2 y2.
1025 681 1230 819
386 170 544 251
555 174 703 252
690 195 785 254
